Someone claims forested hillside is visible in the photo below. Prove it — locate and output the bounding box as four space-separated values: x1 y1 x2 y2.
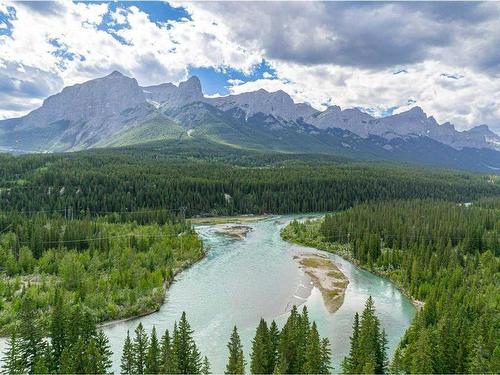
0 147 498 216
282 199 500 373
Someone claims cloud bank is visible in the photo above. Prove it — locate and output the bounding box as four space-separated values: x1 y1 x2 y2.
0 0 499 132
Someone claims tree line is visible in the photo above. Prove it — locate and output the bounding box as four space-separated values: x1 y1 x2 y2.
2 291 112 374
1 150 498 217
4 295 388 374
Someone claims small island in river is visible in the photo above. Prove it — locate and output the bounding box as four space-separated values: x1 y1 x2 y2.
214 224 253 240
294 253 349 313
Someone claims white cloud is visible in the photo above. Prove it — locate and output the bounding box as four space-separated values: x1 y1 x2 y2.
0 0 261 118
0 0 499 133
183 1 500 132
227 60 500 131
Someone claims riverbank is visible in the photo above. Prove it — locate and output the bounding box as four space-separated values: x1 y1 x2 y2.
281 219 424 311
294 253 349 313
99 254 205 329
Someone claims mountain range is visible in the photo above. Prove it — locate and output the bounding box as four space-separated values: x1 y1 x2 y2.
1 71 499 172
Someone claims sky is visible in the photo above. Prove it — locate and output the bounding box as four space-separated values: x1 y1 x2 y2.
0 1 500 133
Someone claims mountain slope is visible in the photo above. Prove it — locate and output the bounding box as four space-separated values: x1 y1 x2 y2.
1 71 499 172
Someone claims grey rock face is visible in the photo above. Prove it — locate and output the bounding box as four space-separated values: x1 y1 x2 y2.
20 71 146 129
0 70 499 157
156 76 204 110
307 106 500 151
208 89 317 121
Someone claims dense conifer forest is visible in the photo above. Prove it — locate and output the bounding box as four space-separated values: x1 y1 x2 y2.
1 147 499 374
0 149 498 216
282 198 500 373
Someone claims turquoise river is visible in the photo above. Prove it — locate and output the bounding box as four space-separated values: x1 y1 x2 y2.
102 214 416 373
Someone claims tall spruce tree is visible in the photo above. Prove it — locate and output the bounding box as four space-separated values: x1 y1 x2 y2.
467 334 488 374
173 312 202 374
133 323 149 374
146 326 161 374
121 330 134 375
268 321 280 373
342 312 360 374
160 329 177 374
342 297 387 374
320 338 332 374
303 322 323 374
226 326 245 374
94 329 113 374
297 307 311 372
32 343 51 375
410 329 434 374
276 306 301 374
50 288 66 373
250 319 270 374
201 356 211 375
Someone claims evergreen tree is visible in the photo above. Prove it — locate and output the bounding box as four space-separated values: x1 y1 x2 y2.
84 339 101 374
250 319 270 374
18 294 43 374
121 330 134 375
226 326 245 374
2 331 24 374
160 329 177 374
201 356 211 375
146 326 161 374
390 347 403 375
276 306 302 374
268 321 280 373
342 297 387 374
173 312 202 374
296 307 311 372
50 288 66 372
342 312 360 374
133 323 149 374
320 338 332 374
59 347 74 374
72 337 92 374
32 343 51 375
303 322 323 374
94 329 113 374
410 329 434 374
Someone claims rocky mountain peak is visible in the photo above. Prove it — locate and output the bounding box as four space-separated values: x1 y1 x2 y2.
27 71 144 127
179 76 203 96
468 124 492 134
397 106 427 119
106 70 127 78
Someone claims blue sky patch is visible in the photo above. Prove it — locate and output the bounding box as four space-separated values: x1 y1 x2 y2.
188 61 277 95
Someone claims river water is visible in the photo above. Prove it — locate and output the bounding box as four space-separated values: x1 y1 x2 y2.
101 215 416 373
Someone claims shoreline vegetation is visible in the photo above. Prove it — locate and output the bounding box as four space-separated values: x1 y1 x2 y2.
280 218 425 310
0 214 206 336
97 257 204 329
293 252 349 313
